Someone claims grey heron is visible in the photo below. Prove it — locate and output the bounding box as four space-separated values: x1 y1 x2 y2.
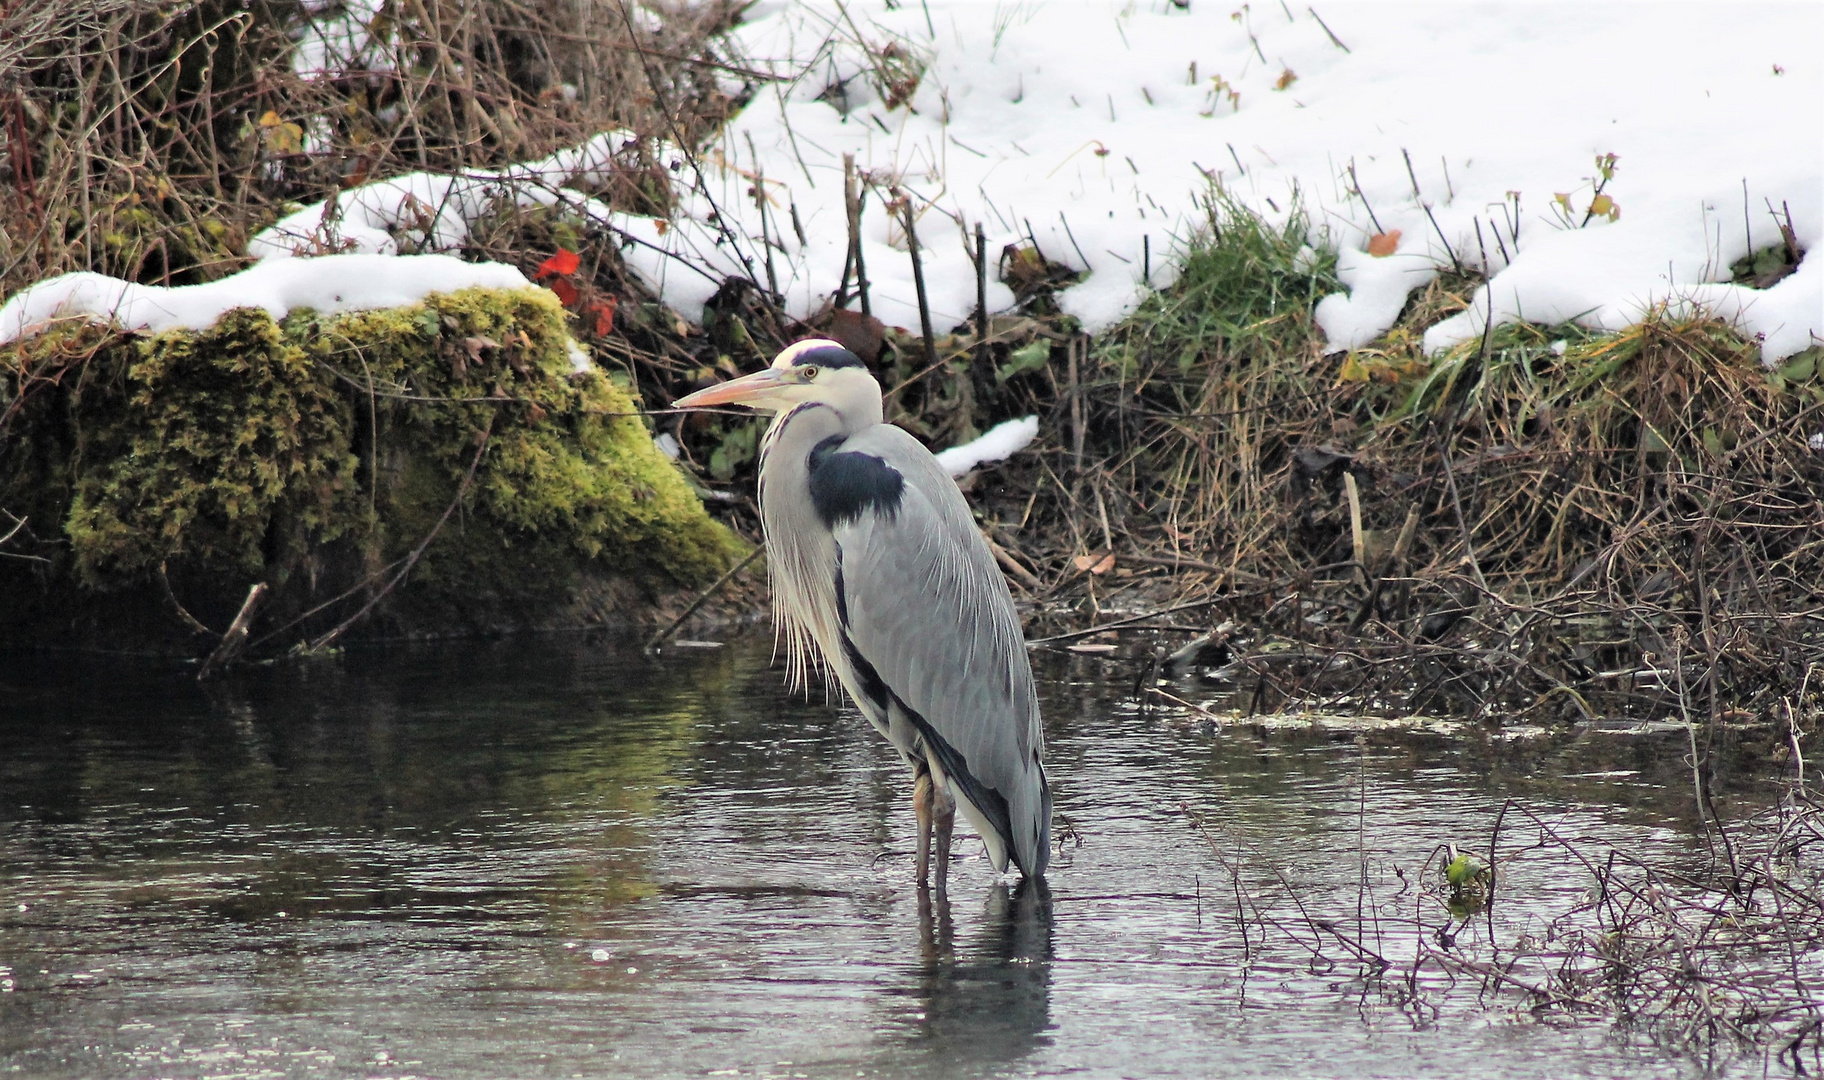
674 339 1051 890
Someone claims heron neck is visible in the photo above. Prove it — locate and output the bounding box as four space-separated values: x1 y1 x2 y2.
848 389 884 430
763 401 846 470
764 391 879 452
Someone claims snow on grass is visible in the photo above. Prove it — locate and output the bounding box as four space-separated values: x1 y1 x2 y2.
934 416 1039 478
250 2 1817 361
717 0 1819 361
0 254 535 343
249 133 632 260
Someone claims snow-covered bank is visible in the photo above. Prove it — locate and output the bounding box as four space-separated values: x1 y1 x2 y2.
723 1 1820 360
240 2 1820 363
16 4 1811 369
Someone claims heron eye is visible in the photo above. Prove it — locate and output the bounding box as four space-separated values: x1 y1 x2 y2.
800 365 820 381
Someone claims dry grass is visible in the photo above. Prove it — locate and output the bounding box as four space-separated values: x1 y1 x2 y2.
0 0 747 296
971 191 1824 724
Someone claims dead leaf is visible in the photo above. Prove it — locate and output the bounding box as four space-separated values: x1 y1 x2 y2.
258 110 303 155
1073 552 1116 575
1274 68 1298 90
1000 244 1078 297
1366 230 1402 257
463 335 500 360
823 308 885 363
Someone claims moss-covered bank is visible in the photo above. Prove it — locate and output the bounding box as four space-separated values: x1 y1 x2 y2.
0 287 746 654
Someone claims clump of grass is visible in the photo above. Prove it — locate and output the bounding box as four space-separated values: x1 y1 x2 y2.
1071 186 1340 568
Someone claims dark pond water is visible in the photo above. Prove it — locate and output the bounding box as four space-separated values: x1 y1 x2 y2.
0 635 1778 1078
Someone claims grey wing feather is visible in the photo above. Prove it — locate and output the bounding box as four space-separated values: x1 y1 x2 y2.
831 425 1050 877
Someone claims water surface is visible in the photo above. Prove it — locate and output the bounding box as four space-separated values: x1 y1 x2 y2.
0 636 1765 1078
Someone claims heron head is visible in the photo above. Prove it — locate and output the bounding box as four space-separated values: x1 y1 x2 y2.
674 339 880 420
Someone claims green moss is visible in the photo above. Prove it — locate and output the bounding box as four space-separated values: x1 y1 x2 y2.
65 308 360 585
2 284 744 643
289 287 744 591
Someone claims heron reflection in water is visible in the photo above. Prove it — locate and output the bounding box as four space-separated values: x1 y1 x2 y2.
906 880 1055 1070
675 340 1052 893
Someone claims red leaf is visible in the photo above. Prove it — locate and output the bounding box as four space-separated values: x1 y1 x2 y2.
536 248 580 278
587 295 617 336
548 277 578 306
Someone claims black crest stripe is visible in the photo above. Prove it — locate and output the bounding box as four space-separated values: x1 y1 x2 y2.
787 344 867 369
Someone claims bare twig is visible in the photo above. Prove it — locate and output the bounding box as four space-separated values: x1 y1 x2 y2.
645 544 765 652
901 194 939 372
1307 6 1351 52
297 422 494 655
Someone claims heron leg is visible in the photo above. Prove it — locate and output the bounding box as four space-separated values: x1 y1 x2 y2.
932 780 956 896
912 761 934 888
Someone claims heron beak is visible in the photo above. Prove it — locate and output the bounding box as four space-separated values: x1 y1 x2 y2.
673 367 791 409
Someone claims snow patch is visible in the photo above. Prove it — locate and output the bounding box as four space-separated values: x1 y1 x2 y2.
714 1 1821 360
0 254 536 343
935 416 1039 478
250 133 632 261
1315 244 1437 352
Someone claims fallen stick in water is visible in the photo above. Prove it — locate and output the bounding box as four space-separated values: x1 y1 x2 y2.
197 583 270 681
